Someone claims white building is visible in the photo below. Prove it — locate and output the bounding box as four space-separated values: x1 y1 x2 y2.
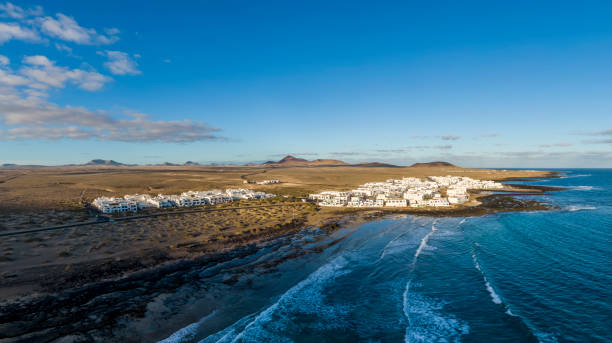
386 199 408 207
92 197 137 213
92 188 274 213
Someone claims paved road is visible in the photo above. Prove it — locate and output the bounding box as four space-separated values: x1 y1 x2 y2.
0 202 305 237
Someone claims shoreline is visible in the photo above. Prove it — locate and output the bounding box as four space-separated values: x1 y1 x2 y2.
0 174 563 342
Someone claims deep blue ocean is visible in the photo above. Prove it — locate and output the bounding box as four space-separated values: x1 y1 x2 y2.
147 169 611 343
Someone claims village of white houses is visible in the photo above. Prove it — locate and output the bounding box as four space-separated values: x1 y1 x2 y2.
92 188 276 214
308 175 504 208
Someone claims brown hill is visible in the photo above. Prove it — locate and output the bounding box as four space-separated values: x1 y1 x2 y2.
355 162 400 168
410 161 458 168
85 159 126 166
310 159 347 165
264 155 347 166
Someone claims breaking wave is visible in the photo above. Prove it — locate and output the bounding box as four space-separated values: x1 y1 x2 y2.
401 220 468 343
403 280 470 343
471 249 502 305
568 186 598 191
559 174 591 179
565 205 597 212
413 221 437 265
158 310 218 343
199 255 352 342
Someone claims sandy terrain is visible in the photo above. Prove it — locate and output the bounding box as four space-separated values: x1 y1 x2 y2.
0 164 557 296
0 163 562 342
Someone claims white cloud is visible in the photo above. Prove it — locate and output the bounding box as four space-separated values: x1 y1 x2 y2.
0 68 29 86
440 135 461 141
0 96 220 142
39 13 118 45
20 55 112 91
54 42 73 55
100 50 141 75
0 2 43 19
0 22 41 44
539 142 573 148
0 4 200 144
104 27 120 35
579 128 612 144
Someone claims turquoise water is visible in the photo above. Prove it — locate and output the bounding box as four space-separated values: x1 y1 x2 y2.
156 169 611 343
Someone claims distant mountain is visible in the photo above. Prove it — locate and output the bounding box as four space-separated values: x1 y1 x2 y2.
312 158 346 165
279 155 309 164
264 155 347 166
86 159 126 166
184 161 200 166
1 163 17 167
355 162 399 168
410 161 457 168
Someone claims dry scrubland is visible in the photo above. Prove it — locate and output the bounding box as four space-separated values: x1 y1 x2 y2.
0 164 554 297
0 164 550 212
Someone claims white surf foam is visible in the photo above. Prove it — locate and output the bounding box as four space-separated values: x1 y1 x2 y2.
197 313 258 343
471 250 502 305
378 230 412 261
560 174 590 179
403 280 470 343
569 185 598 191
565 205 597 212
470 249 559 343
401 221 468 343
413 221 437 264
159 322 199 343
158 310 218 343
200 255 352 342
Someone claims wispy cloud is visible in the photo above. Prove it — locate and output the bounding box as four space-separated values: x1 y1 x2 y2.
269 152 319 157
583 138 612 144
473 133 499 140
0 22 42 44
329 152 363 156
0 2 42 19
539 142 573 148
99 50 141 75
585 129 612 136
1 2 120 46
579 128 612 144
19 55 111 91
54 42 73 55
375 149 407 153
440 135 461 141
0 98 220 142
0 2 216 145
39 13 119 45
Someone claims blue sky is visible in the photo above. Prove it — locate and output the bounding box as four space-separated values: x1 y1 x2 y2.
1 1 611 167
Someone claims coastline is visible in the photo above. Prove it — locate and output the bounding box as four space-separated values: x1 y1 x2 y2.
0 173 563 342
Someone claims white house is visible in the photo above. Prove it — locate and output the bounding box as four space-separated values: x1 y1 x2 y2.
386 199 408 207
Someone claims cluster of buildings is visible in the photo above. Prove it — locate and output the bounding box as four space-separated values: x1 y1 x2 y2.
92 189 275 214
308 176 503 208
243 179 281 185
